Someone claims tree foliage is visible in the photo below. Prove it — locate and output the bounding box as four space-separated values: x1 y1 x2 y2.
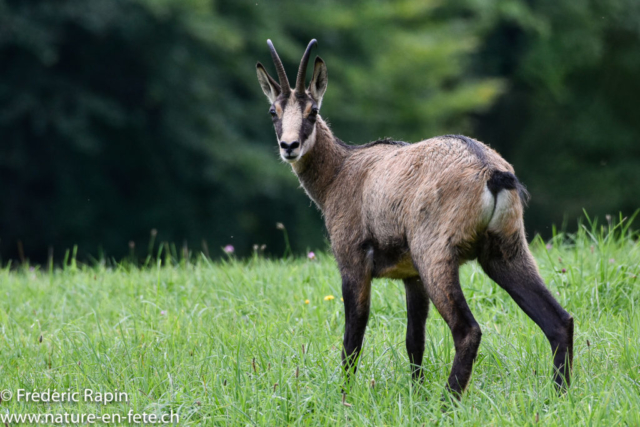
469 0 640 233
0 0 638 262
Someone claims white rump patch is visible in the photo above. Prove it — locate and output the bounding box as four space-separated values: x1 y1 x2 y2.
480 184 514 230
479 185 495 229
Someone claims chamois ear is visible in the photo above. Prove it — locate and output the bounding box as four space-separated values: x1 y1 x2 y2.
256 62 281 103
309 56 328 107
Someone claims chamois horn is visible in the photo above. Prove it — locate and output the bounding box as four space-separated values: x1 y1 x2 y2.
296 39 317 95
267 39 290 96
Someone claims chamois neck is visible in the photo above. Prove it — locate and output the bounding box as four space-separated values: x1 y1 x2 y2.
292 117 349 208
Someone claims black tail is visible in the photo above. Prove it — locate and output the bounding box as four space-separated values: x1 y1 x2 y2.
487 170 530 206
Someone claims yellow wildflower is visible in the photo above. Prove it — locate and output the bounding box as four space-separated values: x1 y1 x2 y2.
304 299 310 304
324 295 335 301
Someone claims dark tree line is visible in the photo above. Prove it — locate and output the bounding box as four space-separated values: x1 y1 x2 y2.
1 0 638 262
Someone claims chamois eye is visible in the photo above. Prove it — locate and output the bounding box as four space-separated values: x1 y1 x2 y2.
311 107 319 115
269 108 276 117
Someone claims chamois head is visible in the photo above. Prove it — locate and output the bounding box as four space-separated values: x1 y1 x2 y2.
256 39 328 163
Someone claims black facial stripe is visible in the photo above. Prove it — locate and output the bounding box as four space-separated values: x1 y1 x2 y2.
274 118 283 139
297 97 316 145
299 117 314 144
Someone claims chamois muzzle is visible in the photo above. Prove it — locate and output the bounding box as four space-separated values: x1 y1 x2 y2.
279 140 301 161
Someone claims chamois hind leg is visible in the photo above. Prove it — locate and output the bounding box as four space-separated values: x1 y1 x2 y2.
340 268 372 379
403 276 430 381
479 232 574 390
412 249 482 397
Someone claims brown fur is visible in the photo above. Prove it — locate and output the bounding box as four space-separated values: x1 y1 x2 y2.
256 40 574 397
295 119 513 273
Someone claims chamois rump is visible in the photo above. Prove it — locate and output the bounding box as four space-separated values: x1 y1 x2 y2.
255 39 574 396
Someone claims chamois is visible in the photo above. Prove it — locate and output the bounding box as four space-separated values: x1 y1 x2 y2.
256 39 574 396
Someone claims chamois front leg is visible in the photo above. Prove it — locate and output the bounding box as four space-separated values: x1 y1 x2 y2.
403 276 430 381
413 250 481 397
340 268 372 379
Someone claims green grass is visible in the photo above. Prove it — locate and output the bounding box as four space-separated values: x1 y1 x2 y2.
1 217 639 425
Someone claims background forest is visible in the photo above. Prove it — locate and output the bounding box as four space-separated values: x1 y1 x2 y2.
1 0 639 262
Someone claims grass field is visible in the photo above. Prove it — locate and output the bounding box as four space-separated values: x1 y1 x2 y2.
1 217 639 425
